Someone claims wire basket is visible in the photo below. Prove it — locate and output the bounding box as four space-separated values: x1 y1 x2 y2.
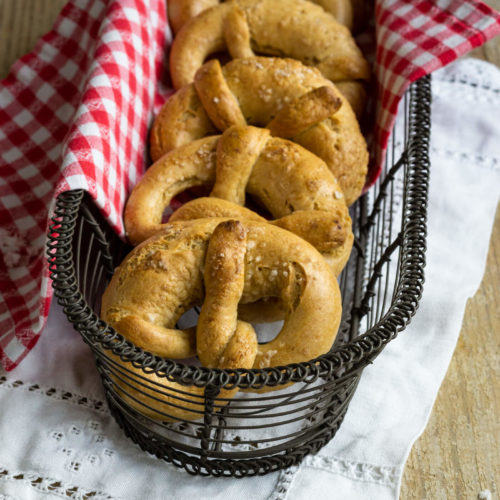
46 75 431 477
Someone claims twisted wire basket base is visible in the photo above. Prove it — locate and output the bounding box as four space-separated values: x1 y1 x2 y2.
47 76 431 477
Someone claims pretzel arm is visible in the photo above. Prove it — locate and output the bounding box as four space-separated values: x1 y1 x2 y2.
171 3 252 89
211 125 270 205
125 137 219 245
170 4 228 89
109 315 196 359
266 86 342 138
224 4 254 59
271 209 348 252
197 220 257 368
194 60 246 131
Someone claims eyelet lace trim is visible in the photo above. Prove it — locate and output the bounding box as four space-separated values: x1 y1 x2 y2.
0 376 108 414
303 455 399 486
268 466 298 500
0 374 401 495
0 466 114 500
267 455 398 498
436 59 500 94
430 146 499 172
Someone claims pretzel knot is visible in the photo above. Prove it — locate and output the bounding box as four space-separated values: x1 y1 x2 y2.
127 125 354 275
169 0 370 89
101 218 341 419
197 220 258 369
150 57 369 205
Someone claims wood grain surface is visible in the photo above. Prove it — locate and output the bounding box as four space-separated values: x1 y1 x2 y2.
400 2 500 497
0 1 499 498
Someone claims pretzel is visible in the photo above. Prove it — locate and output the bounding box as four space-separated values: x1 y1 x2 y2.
169 0 370 89
168 0 355 33
150 57 369 205
101 218 341 419
128 125 353 275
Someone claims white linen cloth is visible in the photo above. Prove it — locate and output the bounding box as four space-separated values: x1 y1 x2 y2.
0 58 499 500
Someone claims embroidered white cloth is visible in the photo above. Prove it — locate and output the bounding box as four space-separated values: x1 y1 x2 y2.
1 58 499 500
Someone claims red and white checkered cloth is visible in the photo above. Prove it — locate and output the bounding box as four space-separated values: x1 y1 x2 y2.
0 0 499 370
370 0 500 184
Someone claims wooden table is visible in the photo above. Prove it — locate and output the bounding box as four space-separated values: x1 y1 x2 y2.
1 1 499 498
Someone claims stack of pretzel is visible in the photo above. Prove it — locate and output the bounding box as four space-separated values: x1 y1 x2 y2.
101 0 371 419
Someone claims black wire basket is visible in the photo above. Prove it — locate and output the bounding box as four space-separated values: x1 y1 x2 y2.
46 75 431 477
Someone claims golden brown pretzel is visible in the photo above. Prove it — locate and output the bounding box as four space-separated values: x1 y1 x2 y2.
101 218 341 419
167 0 355 33
169 0 370 89
151 57 369 205
128 125 353 275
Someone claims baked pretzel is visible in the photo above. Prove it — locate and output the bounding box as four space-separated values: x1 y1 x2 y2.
102 218 341 419
127 125 353 275
151 57 369 205
168 0 355 33
169 0 370 89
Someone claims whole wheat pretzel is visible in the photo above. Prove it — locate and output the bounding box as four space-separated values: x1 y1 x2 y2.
127 125 353 275
167 0 356 33
101 218 341 420
151 57 369 205
169 0 370 89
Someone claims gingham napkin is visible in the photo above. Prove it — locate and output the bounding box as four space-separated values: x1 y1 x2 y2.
0 0 499 370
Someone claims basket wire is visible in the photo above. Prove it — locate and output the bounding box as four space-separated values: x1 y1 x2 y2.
46 75 431 477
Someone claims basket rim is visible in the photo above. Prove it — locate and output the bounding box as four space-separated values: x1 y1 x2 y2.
46 75 431 390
